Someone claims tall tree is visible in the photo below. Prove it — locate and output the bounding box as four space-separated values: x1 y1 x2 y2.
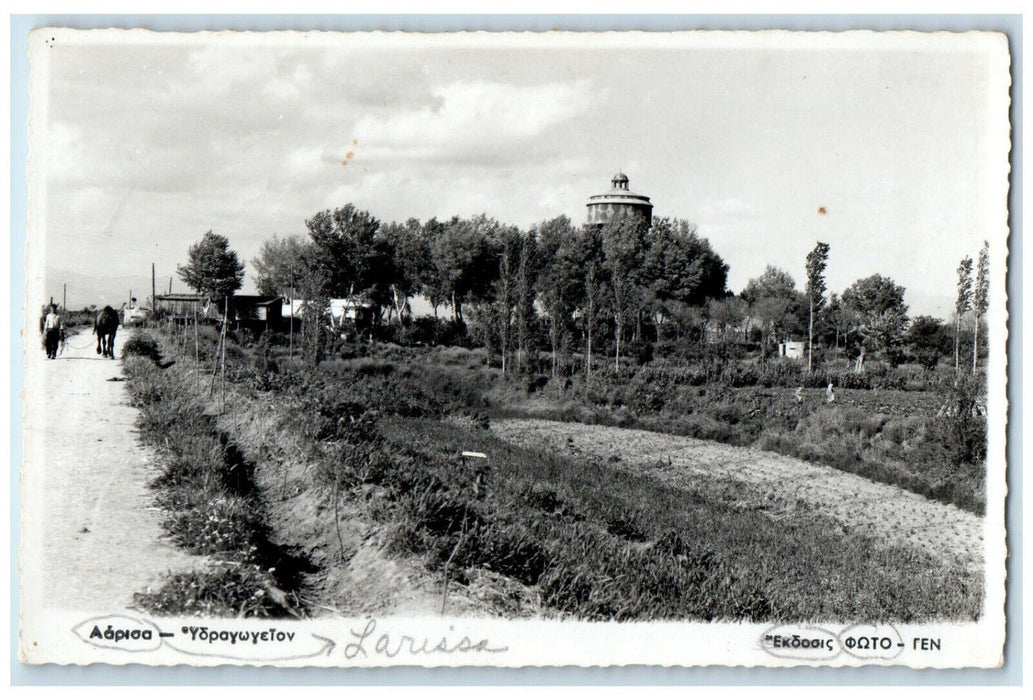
380 218 432 323
707 295 748 345
954 256 974 371
842 274 909 370
429 215 500 324
514 231 538 373
601 211 650 372
805 241 831 372
575 225 606 384
491 225 523 374
419 218 451 317
177 230 245 302
534 216 581 377
305 204 393 319
645 217 729 351
742 266 803 366
819 292 855 365
973 241 990 374
252 234 312 298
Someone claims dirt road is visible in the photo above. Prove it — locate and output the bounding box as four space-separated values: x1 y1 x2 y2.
492 418 984 573
21 328 204 615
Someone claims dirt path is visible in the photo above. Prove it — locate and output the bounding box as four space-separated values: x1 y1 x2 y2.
21 327 205 614
492 418 983 573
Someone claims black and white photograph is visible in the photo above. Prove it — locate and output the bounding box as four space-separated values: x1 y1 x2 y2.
18 27 1011 668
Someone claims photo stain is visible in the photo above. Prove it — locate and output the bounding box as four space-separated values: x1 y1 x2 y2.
346 151 354 159
817 206 827 215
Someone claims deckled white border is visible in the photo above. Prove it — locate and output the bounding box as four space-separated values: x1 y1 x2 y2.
19 28 1012 669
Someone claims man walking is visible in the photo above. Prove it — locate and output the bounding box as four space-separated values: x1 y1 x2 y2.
41 304 64 359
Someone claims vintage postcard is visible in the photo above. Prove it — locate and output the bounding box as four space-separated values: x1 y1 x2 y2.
20 28 1011 668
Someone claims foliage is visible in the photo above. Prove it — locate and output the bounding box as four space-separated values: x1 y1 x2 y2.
905 316 951 370
601 211 650 371
742 266 806 357
842 274 909 357
932 372 988 469
133 563 290 618
534 216 583 375
428 215 505 323
176 230 245 301
122 337 162 363
379 218 433 322
974 241 990 318
251 234 313 298
805 241 831 314
646 217 729 308
124 334 309 617
306 204 392 310
955 256 974 319
805 241 831 370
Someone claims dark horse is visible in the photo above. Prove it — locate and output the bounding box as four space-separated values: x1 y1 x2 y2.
94 306 119 358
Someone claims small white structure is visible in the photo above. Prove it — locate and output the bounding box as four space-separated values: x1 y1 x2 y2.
778 341 805 360
281 297 373 327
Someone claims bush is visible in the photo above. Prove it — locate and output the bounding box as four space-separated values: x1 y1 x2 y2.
122 336 162 363
133 563 289 617
932 373 988 468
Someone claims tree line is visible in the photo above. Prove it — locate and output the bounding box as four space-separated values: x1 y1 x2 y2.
175 204 989 376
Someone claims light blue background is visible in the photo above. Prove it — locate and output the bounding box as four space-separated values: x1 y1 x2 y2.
9 13 1022 686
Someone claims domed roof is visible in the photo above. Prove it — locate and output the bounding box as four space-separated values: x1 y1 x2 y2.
588 172 651 202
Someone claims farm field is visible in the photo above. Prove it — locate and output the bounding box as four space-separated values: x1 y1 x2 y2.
491 418 983 573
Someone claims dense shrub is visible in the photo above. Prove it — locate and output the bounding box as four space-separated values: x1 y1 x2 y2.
122 336 162 363
932 373 988 468
133 563 289 617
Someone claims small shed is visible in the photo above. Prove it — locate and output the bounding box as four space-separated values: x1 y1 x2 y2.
227 295 283 332
778 341 805 360
154 293 210 323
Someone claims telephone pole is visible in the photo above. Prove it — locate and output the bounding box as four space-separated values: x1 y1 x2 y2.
289 267 295 360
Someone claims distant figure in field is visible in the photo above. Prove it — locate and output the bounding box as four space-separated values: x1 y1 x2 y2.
41 304 64 359
794 386 804 404
826 383 836 404
94 305 120 359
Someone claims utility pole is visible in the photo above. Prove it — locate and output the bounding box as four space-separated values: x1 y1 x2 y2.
62 284 66 312
152 263 157 314
289 267 294 361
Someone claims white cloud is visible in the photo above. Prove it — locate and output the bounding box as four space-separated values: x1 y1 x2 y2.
346 80 594 165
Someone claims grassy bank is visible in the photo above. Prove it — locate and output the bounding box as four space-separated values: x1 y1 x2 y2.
122 336 312 618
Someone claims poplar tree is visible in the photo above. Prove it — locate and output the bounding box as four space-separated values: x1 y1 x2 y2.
805 241 831 372
954 256 974 372
973 241 990 374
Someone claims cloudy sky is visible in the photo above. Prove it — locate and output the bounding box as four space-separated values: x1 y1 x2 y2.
29 30 1009 316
